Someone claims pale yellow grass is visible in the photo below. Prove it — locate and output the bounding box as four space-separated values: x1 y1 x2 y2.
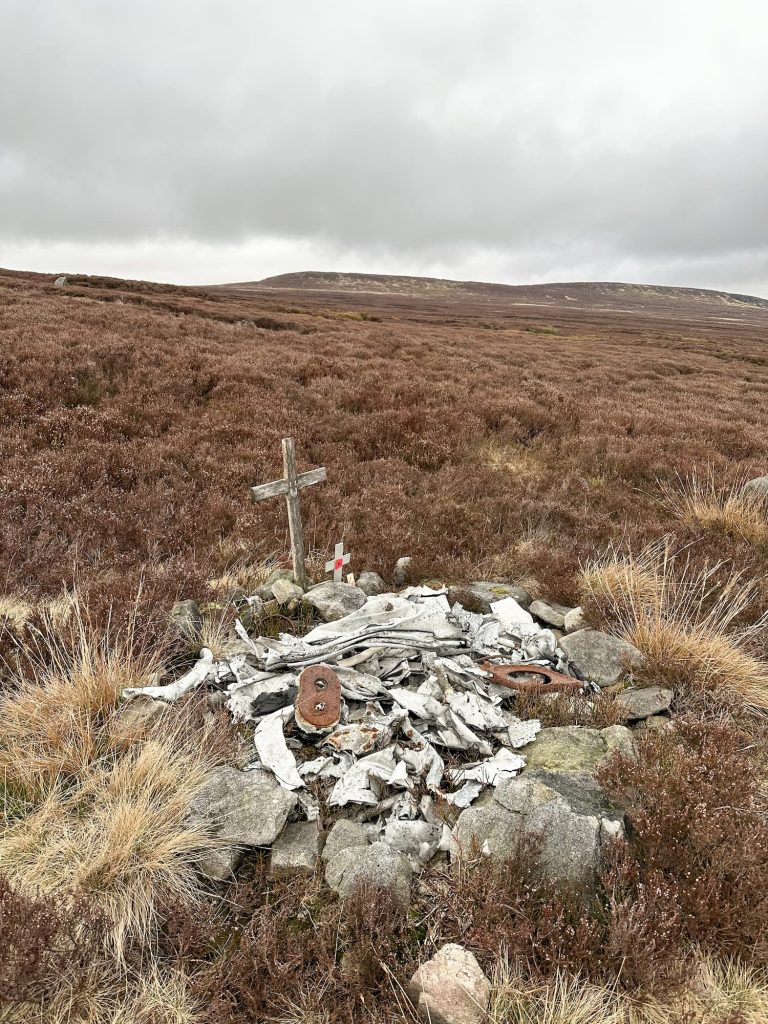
579 540 768 709
0 613 160 797
0 964 202 1024
659 472 768 546
486 954 768 1023
0 730 217 954
0 610 222 955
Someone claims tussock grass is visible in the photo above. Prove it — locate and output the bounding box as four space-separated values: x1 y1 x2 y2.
0 964 202 1024
659 472 768 547
580 540 768 709
0 609 222 956
487 954 768 1023
0 605 160 797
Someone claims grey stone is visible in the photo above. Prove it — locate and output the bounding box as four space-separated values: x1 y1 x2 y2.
321 819 370 863
564 606 587 633
559 628 643 686
519 725 635 773
271 578 304 604
529 599 572 629
303 581 367 622
196 846 243 882
256 568 295 601
357 571 386 596
462 581 532 612
615 686 674 721
188 766 297 848
54 275 67 287
325 841 412 906
172 599 202 641
634 714 673 734
270 821 323 875
741 476 768 500
394 556 413 588
407 943 490 1024
453 769 624 883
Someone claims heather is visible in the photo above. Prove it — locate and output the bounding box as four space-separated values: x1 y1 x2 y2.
3 269 768 621
4 269 768 1023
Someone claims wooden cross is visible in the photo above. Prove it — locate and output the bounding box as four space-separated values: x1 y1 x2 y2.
250 438 326 589
325 541 350 583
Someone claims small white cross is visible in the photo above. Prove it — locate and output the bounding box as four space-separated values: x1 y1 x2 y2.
325 541 351 583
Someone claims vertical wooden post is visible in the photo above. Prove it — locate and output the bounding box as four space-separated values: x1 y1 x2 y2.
282 437 309 588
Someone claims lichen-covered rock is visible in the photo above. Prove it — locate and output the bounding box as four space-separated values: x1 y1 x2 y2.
559 628 643 686
741 476 768 499
394 556 413 588
519 725 635 773
270 821 322 875
321 819 371 863
407 944 490 1024
325 841 412 906
302 581 367 622
187 766 297 848
356 571 386 596
564 606 587 633
615 685 674 721
171 599 202 641
452 769 624 883
271 578 304 604
196 846 242 882
461 581 532 613
529 599 572 628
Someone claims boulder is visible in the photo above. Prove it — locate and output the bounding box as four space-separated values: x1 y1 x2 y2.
271 578 304 604
54 275 67 287
452 769 624 884
357 571 386 596
407 944 490 1024
196 846 242 883
394 556 414 588
520 725 635 773
559 629 643 686
461 581 532 613
321 818 370 863
564 606 587 633
270 821 323 875
187 766 297 848
741 476 768 500
171 599 202 641
303 581 367 622
529 599 572 629
615 686 674 721
256 568 295 601
325 841 412 907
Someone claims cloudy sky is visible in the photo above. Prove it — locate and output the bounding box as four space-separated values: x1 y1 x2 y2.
2 1 767 295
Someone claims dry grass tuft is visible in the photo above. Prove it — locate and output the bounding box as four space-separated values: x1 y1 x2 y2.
488 961 624 1023
0 964 203 1024
0 608 224 956
0 606 161 797
0 730 217 955
659 472 768 547
579 540 768 709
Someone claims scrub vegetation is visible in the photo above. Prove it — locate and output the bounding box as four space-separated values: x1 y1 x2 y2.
2 267 768 1021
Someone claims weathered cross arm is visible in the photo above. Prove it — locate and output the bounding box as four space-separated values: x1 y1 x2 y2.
250 466 327 502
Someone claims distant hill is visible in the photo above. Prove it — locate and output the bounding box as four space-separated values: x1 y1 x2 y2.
251 271 768 311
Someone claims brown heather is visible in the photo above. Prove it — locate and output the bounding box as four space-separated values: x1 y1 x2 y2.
4 269 768 1022
3 269 768 624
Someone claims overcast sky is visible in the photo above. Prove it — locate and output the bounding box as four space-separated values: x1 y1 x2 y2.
2 1 767 295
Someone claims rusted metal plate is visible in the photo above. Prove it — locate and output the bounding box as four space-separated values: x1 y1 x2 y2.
295 664 342 732
480 661 585 694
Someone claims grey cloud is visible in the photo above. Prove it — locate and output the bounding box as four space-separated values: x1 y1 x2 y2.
1 0 767 294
